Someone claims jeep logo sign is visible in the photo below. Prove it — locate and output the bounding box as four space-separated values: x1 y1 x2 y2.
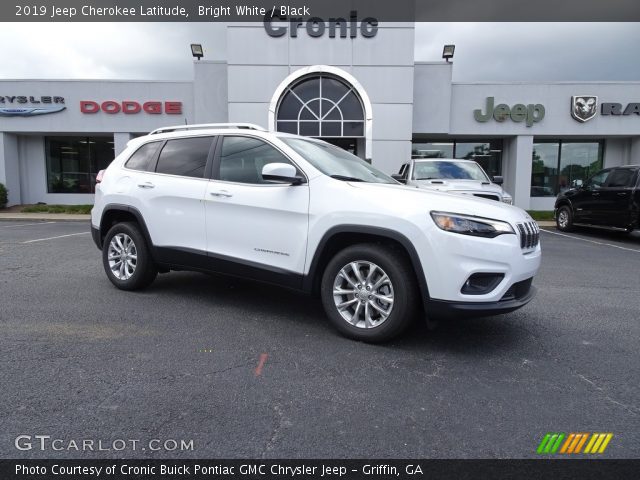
474 97 545 127
264 10 378 38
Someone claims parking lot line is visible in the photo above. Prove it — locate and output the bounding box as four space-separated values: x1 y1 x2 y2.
22 232 89 244
0 221 57 228
541 229 640 253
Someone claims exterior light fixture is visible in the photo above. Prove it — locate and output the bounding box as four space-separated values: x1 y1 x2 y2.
442 44 455 62
191 44 204 60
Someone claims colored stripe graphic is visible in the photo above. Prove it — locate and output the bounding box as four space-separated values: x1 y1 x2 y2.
537 434 552 454
537 433 565 454
573 433 589 453
559 433 575 454
540 433 613 454
584 433 613 454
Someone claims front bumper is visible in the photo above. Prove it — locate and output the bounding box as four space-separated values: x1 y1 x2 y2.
427 279 536 318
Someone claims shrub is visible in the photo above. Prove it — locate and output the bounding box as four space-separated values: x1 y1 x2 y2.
21 204 93 214
0 183 7 209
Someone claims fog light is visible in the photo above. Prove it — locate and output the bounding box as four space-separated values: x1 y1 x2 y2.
461 273 505 295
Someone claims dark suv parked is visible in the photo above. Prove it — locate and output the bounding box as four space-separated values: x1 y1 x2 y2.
554 165 640 233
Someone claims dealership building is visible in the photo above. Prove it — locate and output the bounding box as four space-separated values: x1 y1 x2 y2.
1 21 639 210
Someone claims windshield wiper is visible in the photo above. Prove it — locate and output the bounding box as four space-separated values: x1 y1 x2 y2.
330 175 365 182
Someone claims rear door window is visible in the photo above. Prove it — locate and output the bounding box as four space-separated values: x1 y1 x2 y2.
155 136 214 178
606 169 636 188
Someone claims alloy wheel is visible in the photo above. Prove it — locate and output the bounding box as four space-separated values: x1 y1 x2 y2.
558 210 569 228
107 233 138 280
332 261 394 329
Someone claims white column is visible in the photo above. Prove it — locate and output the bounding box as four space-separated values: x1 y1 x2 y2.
193 61 228 124
504 135 533 210
0 133 21 206
630 137 640 165
113 133 133 157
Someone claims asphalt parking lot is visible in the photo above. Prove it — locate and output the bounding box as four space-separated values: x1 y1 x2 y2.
0 221 638 459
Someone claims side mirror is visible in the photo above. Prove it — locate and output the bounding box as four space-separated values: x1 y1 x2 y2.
262 163 305 185
492 175 504 185
391 174 407 184
572 179 584 188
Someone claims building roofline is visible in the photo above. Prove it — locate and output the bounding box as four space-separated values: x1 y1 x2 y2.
0 78 193 84
452 80 640 85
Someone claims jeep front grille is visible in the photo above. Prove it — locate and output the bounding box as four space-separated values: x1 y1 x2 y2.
516 221 540 250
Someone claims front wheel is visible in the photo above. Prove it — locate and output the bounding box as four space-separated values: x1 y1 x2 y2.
102 222 157 290
556 205 574 232
320 244 418 343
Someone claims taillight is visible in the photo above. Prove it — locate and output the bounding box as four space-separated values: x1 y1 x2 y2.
96 170 105 184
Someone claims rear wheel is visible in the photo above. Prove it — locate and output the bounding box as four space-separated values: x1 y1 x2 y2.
102 222 157 290
320 244 418 343
556 205 574 232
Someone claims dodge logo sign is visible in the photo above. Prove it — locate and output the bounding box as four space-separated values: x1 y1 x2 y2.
571 95 598 123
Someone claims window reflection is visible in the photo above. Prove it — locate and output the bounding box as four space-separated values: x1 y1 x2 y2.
411 140 503 178
46 136 114 194
531 141 603 196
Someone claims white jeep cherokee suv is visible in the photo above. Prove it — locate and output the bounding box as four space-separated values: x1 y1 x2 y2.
91 123 541 342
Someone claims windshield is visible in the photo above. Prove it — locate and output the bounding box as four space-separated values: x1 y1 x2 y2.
413 160 490 182
280 137 397 184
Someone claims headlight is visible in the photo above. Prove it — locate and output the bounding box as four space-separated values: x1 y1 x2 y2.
430 211 515 238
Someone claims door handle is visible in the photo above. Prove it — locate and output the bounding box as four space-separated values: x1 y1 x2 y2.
210 190 233 198
137 182 155 189
592 192 600 196
617 192 628 196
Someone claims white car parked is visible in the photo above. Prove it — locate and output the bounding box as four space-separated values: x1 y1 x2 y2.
392 158 514 204
91 124 541 342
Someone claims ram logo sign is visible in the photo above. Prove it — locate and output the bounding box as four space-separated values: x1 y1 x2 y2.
571 95 598 122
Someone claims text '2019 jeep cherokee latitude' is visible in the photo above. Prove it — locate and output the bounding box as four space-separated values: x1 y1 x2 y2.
91 123 541 342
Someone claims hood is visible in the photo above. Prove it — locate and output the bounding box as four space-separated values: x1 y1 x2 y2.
413 179 503 195
345 182 529 224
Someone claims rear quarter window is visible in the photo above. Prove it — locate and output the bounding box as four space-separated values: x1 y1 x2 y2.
124 142 161 171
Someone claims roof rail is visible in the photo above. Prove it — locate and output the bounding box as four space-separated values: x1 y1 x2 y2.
149 123 266 135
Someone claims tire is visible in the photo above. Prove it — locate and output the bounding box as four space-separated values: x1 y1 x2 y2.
556 205 574 232
320 243 418 343
102 222 157 290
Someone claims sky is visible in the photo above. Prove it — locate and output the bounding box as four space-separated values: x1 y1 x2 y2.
0 22 638 82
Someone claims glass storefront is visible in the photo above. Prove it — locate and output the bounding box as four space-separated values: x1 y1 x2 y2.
411 140 503 178
46 136 114 194
411 141 454 159
531 141 603 197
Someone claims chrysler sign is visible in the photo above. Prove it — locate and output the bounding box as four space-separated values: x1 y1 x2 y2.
0 95 66 117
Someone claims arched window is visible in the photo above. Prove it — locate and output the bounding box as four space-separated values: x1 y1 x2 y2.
275 75 365 138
